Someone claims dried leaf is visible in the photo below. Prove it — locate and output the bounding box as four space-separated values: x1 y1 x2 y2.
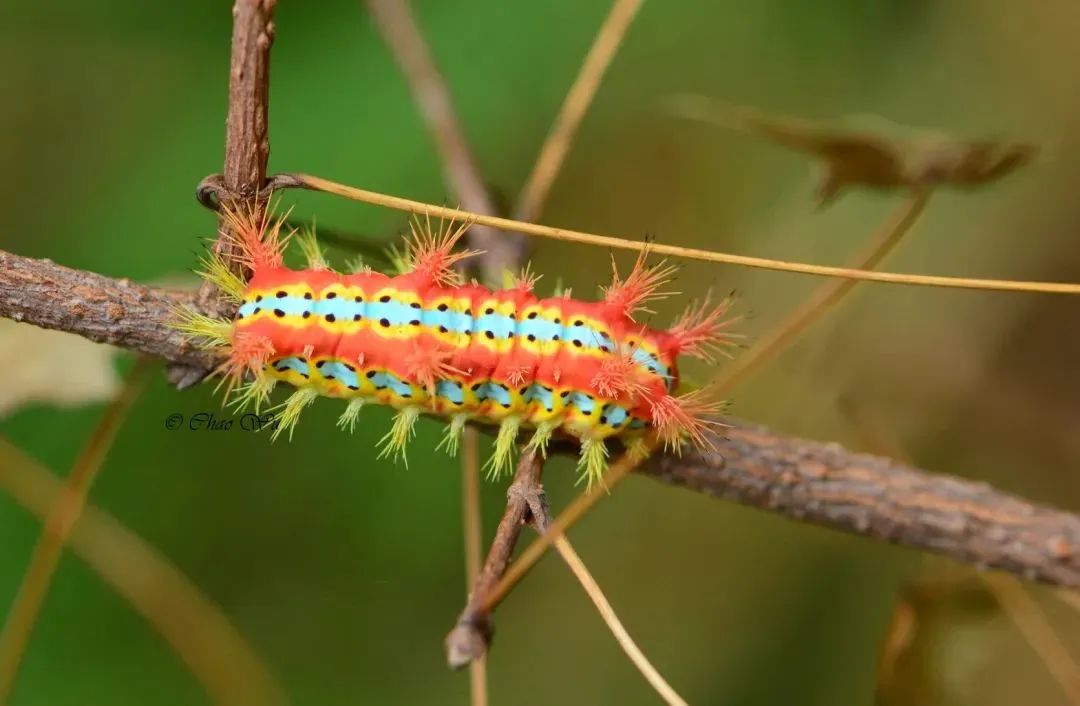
667 95 1037 206
0 320 121 418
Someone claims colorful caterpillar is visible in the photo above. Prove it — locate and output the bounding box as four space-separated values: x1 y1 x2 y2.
174 206 737 487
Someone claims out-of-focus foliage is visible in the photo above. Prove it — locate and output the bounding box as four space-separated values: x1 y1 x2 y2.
0 1 1077 705
0 322 120 418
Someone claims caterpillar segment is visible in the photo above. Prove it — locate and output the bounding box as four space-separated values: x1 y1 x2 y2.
175 206 737 488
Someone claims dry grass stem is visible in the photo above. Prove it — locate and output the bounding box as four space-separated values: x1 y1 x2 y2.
0 439 288 706
551 532 689 706
461 427 488 705
0 358 155 703
515 0 646 223
712 188 931 393
290 173 1080 294
366 0 518 282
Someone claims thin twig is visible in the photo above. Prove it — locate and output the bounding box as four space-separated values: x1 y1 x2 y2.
445 450 545 668
482 443 647 613
0 357 156 704
0 440 289 706
365 0 523 281
514 0 646 223
283 173 1080 294
173 0 277 387
199 0 276 298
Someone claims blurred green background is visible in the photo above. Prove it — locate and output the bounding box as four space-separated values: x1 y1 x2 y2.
2 1 1078 704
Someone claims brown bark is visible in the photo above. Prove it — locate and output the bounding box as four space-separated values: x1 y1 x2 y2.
645 423 1080 586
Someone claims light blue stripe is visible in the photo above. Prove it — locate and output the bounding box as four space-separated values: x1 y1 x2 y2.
240 291 672 382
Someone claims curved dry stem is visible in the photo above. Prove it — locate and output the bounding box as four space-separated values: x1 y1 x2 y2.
514 0 646 223
712 188 931 393
551 533 688 706
510 459 686 704
0 357 155 703
366 0 518 282
0 439 288 706
289 173 1080 294
983 574 1080 705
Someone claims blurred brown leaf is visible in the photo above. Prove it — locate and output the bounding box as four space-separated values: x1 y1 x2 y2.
667 95 1037 206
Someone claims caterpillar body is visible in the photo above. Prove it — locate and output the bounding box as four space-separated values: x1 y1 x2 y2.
175 207 737 486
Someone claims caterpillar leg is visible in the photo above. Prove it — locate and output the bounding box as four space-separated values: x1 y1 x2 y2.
270 388 319 442
229 372 276 414
524 419 558 458
575 438 610 491
435 413 468 457
336 398 366 434
625 434 652 462
483 416 522 480
377 406 421 467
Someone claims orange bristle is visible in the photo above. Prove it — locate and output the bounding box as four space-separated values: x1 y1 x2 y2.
404 340 465 396
591 345 649 401
218 202 293 272
510 263 541 293
407 213 480 287
214 331 275 398
601 250 678 321
504 366 530 388
645 388 726 452
669 294 742 362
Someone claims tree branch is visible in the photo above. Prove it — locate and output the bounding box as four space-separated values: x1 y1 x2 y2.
222 0 276 200
171 0 277 387
0 251 213 370
1 249 1077 587
645 423 1080 586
